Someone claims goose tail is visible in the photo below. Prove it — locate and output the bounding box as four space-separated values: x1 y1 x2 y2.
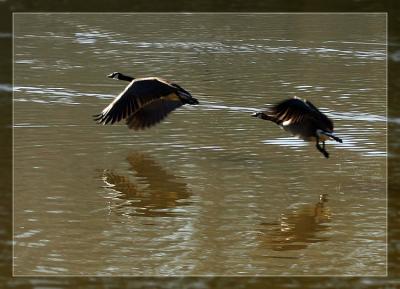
320 131 343 143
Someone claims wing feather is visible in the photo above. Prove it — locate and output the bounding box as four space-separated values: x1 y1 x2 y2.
126 98 183 130
94 78 178 125
265 98 332 130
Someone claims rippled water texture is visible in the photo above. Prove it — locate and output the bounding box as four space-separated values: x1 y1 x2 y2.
13 13 386 276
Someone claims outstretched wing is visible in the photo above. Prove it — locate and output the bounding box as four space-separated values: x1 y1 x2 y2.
304 99 333 130
126 98 183 130
268 98 310 125
267 98 332 129
94 78 178 125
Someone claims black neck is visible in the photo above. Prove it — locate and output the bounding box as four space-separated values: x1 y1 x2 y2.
119 74 134 82
261 113 278 123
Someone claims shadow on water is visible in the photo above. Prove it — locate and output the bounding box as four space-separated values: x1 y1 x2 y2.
259 194 331 252
99 152 192 217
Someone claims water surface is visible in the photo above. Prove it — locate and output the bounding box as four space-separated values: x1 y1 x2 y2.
13 13 386 276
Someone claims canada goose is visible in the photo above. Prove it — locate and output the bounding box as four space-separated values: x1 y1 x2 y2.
94 72 199 130
252 97 342 158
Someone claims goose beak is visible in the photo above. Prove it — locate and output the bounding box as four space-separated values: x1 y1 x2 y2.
107 72 119 79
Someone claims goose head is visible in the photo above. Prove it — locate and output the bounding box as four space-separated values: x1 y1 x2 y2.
107 72 134 81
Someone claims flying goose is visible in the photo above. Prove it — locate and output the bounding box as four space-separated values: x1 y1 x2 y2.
252 97 342 158
94 72 199 130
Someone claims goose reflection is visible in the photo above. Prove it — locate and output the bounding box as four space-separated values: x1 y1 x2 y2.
101 152 192 217
260 194 331 251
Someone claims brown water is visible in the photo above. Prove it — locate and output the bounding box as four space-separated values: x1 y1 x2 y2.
13 13 386 276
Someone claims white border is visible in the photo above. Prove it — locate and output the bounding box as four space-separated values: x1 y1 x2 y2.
12 12 389 278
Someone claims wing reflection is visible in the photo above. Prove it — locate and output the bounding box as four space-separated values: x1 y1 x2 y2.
101 152 192 217
260 194 331 251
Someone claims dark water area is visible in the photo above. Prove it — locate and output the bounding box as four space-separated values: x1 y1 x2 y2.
0 1 399 288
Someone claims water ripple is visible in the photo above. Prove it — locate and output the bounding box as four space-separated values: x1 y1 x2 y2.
14 85 112 104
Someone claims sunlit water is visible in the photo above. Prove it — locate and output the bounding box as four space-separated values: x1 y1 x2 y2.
13 13 386 276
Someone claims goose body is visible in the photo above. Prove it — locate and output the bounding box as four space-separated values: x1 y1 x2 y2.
94 72 198 130
252 97 342 158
